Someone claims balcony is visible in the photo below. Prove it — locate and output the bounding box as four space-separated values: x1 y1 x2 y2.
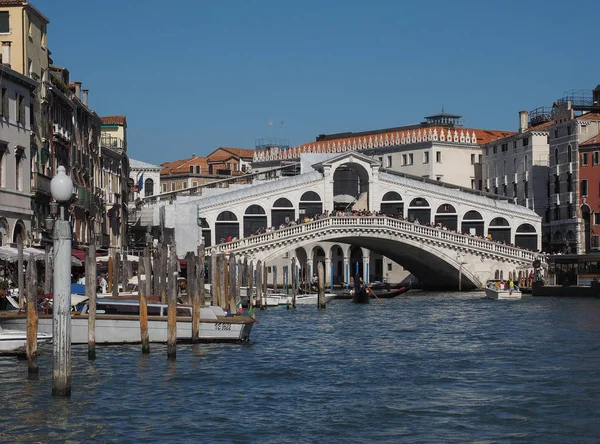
101 135 125 150
52 123 71 142
551 194 560 205
31 172 51 196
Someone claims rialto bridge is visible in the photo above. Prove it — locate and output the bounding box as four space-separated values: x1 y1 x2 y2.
151 152 542 290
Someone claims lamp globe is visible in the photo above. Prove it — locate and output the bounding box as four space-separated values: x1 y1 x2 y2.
50 165 74 202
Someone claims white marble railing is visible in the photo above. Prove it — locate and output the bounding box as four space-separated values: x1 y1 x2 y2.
209 216 538 262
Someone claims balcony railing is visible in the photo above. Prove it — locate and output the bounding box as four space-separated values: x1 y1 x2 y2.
31 172 51 196
101 136 125 149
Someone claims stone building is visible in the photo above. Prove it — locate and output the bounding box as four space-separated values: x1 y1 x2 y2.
0 64 36 245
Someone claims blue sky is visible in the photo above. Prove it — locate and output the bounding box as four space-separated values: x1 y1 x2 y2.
34 0 599 165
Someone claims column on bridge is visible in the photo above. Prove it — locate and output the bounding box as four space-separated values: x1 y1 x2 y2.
325 256 332 289
343 256 350 289
307 258 314 287
362 248 370 285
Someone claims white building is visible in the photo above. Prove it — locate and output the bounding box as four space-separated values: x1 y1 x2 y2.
127 158 161 249
481 109 553 223
0 65 36 245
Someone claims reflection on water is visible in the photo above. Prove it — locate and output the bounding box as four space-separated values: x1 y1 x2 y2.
1 292 599 443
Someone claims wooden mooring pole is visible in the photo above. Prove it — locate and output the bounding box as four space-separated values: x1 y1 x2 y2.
197 245 205 307
291 257 297 309
113 251 120 297
86 239 97 360
139 249 150 353
17 234 24 310
262 263 268 310
228 256 237 314
44 244 52 294
248 259 255 309
167 246 178 360
318 262 326 309
255 260 262 310
211 250 217 306
26 254 38 377
192 250 201 343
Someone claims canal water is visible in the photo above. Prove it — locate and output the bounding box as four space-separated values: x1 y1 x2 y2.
1 291 599 443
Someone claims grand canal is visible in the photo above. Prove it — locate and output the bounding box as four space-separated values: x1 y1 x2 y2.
1 291 599 443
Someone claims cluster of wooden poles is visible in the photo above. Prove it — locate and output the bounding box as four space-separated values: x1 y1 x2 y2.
20 241 329 380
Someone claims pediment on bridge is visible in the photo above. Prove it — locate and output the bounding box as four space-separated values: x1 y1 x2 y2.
311 151 380 173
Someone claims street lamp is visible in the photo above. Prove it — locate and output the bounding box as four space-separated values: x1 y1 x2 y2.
50 165 73 397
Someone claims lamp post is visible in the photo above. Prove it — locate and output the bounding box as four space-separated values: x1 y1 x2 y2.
50 165 73 397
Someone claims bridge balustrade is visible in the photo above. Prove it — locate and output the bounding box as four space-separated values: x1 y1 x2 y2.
210 215 538 262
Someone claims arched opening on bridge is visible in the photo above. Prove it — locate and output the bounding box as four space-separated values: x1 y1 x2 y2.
332 162 370 212
299 191 323 219
349 246 364 283
244 204 267 237
380 191 403 217
311 246 326 283
0 218 8 246
330 245 345 286
461 210 484 236
294 247 308 284
199 218 211 247
434 203 457 231
271 197 295 228
488 217 511 244
407 198 430 224
515 223 537 251
581 204 591 253
215 211 239 243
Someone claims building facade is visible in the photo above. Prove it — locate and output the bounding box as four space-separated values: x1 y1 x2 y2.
547 101 600 254
252 113 513 190
578 134 600 252
0 64 36 245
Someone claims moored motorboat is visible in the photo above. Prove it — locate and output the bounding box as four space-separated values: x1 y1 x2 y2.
0 299 255 344
0 325 52 355
484 280 522 300
293 293 335 305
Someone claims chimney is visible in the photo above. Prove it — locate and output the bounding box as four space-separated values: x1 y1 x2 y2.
83 89 89 107
519 110 528 133
74 82 82 100
1 41 11 67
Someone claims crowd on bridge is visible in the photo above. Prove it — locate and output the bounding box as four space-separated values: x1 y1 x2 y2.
218 208 541 254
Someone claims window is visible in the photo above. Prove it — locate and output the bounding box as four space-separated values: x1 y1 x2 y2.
407 154 412 165
567 173 572 192
192 181 198 187
196 165 200 174
182 181 187 189
144 178 154 196
501 143 508 152
387 263 392 272
554 129 559 139
485 147 489 156
387 156 392 168
581 152 588 166
524 181 529 198
0 11 8 33
15 154 22 191
593 152 599 165
595 213 600 225
16 94 25 124
581 179 588 197
162 184 167 193
189 166 193 173
436 151 442 162
170 183 175 191
423 152 429 164
493 146 497 154
470 154 475 164
378 156 383 165
568 204 573 218
471 179 475 189
522 137 529 146
41 30 47 47
567 126 572 136
513 183 517 197
0 88 7 118
0 142 6 187
513 141 517 150
567 145 572 163
402 154 407 166
27 58 32 78
478 154 482 163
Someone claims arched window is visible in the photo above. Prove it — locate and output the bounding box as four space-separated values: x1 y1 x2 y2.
407 197 430 224
215 211 239 243
488 217 511 243
567 144 572 163
554 148 559 164
515 223 538 250
380 192 403 216
299 191 322 219
461 210 484 236
144 178 154 197
244 205 267 237
272 197 295 227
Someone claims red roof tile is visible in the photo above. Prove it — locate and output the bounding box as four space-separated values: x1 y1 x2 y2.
101 116 127 125
580 134 600 147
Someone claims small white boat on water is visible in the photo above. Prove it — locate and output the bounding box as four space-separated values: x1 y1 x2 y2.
0 325 52 354
484 280 522 300
294 293 336 305
0 298 255 344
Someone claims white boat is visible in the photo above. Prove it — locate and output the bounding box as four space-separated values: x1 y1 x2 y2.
293 293 336 305
0 299 255 344
0 325 52 354
484 280 522 300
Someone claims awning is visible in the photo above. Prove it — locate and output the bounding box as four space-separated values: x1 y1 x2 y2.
0 246 82 266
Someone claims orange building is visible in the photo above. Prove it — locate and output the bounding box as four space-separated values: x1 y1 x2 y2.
578 134 600 252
